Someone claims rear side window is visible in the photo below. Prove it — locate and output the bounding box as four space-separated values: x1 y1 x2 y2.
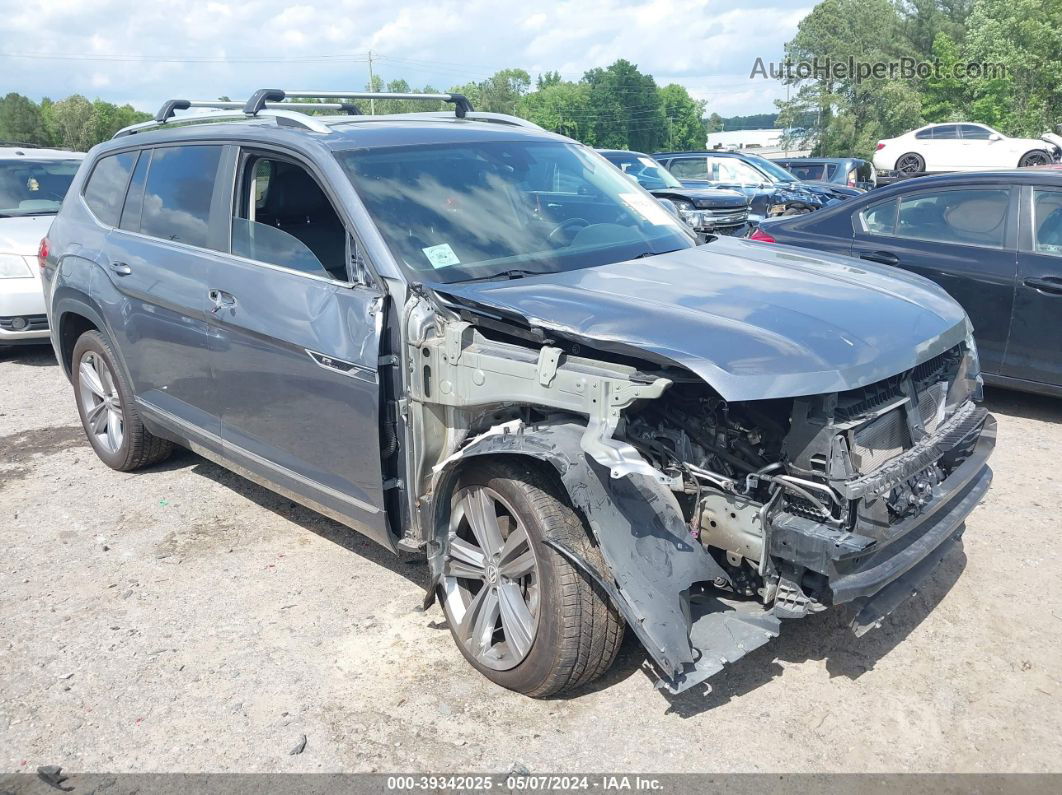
140 145 223 249
83 152 136 226
119 150 150 232
897 188 1009 248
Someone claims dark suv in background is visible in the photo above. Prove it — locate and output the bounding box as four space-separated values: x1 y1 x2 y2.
42 89 994 699
653 150 859 220
773 157 876 191
596 149 750 235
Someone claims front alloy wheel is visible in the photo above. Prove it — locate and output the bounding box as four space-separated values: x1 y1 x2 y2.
438 462 624 697
443 485 540 670
78 350 124 454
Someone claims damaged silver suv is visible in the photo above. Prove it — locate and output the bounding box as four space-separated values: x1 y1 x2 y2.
42 91 995 696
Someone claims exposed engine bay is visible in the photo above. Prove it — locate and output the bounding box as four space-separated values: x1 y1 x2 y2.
620 341 985 616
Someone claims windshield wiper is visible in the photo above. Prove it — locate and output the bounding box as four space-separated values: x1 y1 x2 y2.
465 268 544 282
634 247 685 259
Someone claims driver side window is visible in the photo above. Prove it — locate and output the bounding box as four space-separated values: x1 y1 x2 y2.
232 155 351 282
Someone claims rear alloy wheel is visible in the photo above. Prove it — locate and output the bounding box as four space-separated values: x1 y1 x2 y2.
439 461 624 697
78 350 125 455
71 330 172 471
896 152 925 176
1019 150 1052 168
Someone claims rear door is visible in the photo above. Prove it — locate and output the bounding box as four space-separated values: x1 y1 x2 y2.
1004 185 1062 387
851 185 1018 375
102 144 228 437
207 148 392 548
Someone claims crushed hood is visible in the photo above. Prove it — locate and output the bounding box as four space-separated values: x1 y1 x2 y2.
434 236 970 401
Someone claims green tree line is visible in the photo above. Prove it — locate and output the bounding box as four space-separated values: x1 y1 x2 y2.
1 59 708 153
777 0 1062 158
0 93 151 151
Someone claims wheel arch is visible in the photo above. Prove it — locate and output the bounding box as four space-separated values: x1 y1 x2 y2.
421 420 732 688
53 290 108 378
1018 148 1052 167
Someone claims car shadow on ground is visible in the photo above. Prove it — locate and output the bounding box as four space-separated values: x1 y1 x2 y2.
0 344 57 367
559 543 968 713
155 447 432 591
983 386 1062 424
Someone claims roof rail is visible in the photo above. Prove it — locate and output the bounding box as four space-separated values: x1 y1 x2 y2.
114 108 333 138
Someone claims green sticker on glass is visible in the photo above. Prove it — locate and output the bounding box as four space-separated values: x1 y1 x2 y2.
422 243 461 268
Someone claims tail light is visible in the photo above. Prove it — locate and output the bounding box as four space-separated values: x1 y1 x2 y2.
37 237 49 271
749 227 776 243
875 142 886 151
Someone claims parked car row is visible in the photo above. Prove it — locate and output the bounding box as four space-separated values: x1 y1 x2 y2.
34 90 996 700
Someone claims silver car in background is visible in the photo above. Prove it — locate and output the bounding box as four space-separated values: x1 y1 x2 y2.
0 145 83 347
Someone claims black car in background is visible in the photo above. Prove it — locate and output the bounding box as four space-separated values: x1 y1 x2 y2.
748 170 1062 397
597 149 750 235
773 157 876 191
652 150 856 222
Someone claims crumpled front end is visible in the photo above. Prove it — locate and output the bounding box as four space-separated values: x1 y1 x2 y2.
410 287 993 695
625 338 994 692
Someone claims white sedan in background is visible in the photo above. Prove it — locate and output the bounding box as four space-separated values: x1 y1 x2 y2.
874 123 1062 175
1 145 83 348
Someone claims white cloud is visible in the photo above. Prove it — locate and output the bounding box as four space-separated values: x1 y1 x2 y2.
0 0 812 116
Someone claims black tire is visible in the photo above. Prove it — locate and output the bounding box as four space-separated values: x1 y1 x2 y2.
440 459 624 697
71 330 173 471
896 152 925 176
1019 149 1052 168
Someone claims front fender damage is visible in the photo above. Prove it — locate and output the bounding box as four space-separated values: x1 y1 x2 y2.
426 420 781 693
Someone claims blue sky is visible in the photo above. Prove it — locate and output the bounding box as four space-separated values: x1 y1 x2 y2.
0 0 812 117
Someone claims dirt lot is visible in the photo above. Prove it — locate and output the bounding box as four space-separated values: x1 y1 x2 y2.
1 344 1060 774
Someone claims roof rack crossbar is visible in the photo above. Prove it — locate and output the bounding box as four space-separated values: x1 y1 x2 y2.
281 90 474 118
184 100 360 115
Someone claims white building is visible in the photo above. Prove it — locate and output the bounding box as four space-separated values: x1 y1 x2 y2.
705 128 784 150
704 128 811 158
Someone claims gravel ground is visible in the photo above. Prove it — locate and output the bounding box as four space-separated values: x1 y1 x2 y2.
1 344 1060 774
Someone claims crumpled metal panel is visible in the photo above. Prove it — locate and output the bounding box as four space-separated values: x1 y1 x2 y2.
429 421 737 690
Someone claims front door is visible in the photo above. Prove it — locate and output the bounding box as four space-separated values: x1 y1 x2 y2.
1004 185 1062 387
207 150 392 548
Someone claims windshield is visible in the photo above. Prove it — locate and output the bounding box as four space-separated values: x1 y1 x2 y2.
601 152 684 190
338 140 695 283
0 158 81 216
743 154 798 183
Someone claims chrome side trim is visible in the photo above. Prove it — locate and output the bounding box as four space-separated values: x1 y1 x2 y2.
137 398 381 515
305 349 378 383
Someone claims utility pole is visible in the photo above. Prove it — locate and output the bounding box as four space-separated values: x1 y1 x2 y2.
367 50 376 115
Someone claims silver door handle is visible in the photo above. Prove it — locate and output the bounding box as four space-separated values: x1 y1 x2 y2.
208 289 237 313
110 261 132 275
